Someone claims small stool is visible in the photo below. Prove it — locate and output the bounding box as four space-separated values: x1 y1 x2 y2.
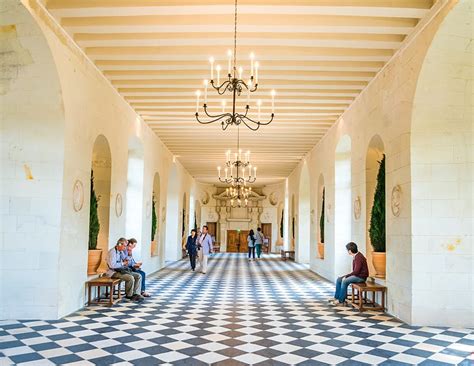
280 250 296 261
350 282 387 312
86 277 122 306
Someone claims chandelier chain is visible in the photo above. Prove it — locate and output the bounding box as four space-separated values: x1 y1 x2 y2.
233 0 238 77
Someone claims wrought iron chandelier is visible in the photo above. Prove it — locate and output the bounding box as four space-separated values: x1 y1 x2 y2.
217 127 257 185
195 0 275 131
217 148 257 185
224 184 251 208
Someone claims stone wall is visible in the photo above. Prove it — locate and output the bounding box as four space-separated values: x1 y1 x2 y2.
1 0 194 319
286 0 472 326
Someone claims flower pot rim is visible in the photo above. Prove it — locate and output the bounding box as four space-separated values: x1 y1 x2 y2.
88 248 102 252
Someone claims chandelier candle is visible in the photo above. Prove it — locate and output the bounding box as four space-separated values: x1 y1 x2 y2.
194 0 275 131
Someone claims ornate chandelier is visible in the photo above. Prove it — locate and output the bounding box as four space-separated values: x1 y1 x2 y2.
224 185 251 208
217 126 257 185
217 149 256 185
195 0 275 131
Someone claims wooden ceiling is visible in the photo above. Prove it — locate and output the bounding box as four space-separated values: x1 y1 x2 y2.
45 0 435 185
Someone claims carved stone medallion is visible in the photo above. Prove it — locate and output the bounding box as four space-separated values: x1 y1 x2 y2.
72 179 84 212
391 185 402 217
269 192 279 206
353 196 361 220
115 193 123 217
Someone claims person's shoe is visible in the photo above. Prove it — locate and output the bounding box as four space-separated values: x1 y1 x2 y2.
141 292 151 297
132 294 144 302
328 299 338 305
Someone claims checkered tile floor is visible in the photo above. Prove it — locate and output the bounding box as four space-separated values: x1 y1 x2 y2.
1 254 472 365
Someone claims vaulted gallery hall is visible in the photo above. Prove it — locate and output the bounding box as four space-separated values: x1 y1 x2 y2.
1 0 472 365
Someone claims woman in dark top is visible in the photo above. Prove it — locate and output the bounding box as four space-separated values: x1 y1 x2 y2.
186 229 198 271
247 229 256 261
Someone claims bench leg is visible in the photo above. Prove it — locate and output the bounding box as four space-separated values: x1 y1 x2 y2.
109 285 114 306
87 285 92 306
359 290 363 311
382 290 386 311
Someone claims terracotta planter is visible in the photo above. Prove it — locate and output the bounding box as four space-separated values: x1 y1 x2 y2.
372 252 386 278
151 241 157 257
318 242 325 259
87 249 102 275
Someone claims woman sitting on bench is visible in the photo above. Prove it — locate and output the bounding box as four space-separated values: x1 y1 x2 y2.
329 242 369 306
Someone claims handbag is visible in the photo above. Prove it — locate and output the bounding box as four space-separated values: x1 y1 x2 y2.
114 267 132 275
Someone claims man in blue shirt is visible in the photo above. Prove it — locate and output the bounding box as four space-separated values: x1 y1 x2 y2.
125 239 150 297
107 238 143 302
197 225 214 274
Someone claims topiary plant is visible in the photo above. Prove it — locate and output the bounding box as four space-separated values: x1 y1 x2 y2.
151 196 157 241
280 209 284 238
88 171 100 250
292 216 295 239
320 188 325 243
369 154 386 252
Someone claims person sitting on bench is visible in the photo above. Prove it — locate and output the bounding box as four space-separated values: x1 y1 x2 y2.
126 238 150 297
329 242 369 306
107 238 144 302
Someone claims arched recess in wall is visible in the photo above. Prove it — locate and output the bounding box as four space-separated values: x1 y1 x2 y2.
90 135 112 270
125 137 145 258
151 173 160 257
277 202 284 247
165 164 180 261
317 173 325 260
194 200 201 230
181 192 187 253
410 0 473 327
365 135 385 278
290 194 296 250
297 163 310 263
334 135 352 278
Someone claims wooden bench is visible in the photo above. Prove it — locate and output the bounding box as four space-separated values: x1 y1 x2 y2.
350 282 387 312
213 243 221 253
280 250 295 261
86 277 122 307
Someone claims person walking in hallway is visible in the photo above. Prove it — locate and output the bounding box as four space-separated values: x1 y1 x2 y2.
329 242 368 306
186 229 198 271
247 229 256 261
255 227 265 259
197 225 213 274
107 238 144 302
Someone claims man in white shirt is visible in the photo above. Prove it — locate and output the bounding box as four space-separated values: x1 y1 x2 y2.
197 225 214 274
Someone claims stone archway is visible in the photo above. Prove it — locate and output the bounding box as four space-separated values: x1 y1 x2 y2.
410 0 473 327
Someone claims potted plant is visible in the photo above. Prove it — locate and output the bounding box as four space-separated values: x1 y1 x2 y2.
87 171 102 275
151 196 158 256
369 155 386 278
318 188 325 259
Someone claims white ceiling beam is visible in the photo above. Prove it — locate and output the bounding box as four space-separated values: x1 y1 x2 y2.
50 5 428 19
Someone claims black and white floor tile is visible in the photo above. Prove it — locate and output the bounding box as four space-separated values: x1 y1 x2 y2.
1 254 472 365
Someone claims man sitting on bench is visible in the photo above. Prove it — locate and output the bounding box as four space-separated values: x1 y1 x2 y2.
107 238 144 302
126 238 150 297
329 242 369 306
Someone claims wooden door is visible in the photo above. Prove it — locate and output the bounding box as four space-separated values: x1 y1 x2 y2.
227 230 249 252
261 223 272 253
206 222 217 238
